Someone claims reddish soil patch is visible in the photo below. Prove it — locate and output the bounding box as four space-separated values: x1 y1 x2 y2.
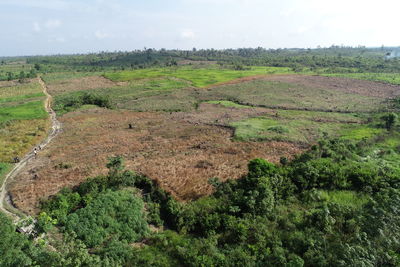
47 76 117 95
261 74 400 99
9 108 304 214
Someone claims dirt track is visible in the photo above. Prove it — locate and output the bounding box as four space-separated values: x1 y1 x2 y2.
0 77 61 221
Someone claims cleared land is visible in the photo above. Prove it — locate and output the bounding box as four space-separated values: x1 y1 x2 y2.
104 66 292 87
204 77 388 112
7 72 399 214
9 108 303 214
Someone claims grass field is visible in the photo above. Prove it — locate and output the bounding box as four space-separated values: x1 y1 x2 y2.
104 66 292 87
0 162 11 188
230 111 369 143
204 79 385 112
0 81 43 99
0 80 49 163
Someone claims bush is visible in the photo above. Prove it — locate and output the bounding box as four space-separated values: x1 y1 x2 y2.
54 91 113 114
65 190 149 248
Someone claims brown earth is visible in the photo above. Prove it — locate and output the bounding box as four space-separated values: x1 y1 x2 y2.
47 76 117 95
170 103 274 125
0 80 18 88
261 75 400 99
9 108 304 214
210 74 400 99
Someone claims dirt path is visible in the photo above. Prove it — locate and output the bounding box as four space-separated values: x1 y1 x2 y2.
0 77 62 222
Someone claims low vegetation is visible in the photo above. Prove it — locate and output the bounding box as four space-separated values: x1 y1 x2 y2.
104 66 291 87
53 91 113 115
324 72 400 85
0 80 48 163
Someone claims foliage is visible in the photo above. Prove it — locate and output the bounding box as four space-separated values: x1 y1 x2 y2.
34 136 400 266
65 190 149 247
53 91 113 115
381 113 398 131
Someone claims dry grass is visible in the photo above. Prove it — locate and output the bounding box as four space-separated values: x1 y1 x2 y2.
46 75 117 96
9 108 303 214
0 119 50 162
261 74 400 99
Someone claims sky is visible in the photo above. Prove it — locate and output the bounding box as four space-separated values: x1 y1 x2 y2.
0 0 399 56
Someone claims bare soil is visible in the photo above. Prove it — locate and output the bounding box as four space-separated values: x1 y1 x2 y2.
9 108 303 214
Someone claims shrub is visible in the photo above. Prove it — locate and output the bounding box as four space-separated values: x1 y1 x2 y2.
65 190 149 248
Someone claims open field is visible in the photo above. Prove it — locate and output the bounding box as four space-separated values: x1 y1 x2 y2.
262 74 400 98
7 73 399 214
9 108 304 214
204 77 391 112
50 73 400 115
0 80 49 162
323 72 400 86
104 66 292 87
45 75 116 95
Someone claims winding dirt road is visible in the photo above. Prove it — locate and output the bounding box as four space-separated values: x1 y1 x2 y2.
0 77 62 222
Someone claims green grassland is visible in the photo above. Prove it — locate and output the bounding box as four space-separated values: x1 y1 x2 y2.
230 114 372 143
0 162 11 188
104 66 292 87
0 101 47 125
323 72 400 85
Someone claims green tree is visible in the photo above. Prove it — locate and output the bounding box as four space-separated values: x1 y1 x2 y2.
381 113 397 131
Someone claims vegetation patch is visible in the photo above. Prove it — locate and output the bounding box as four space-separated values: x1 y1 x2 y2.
206 100 251 109
206 79 384 112
317 190 369 208
104 66 292 87
0 101 47 126
0 119 49 162
65 189 149 248
324 72 400 85
231 112 367 143
340 126 383 140
54 91 113 115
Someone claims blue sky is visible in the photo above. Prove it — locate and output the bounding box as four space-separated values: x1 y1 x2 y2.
1 0 399 56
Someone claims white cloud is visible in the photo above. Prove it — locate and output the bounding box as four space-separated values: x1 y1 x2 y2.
95 30 109 39
33 22 41 32
181 29 195 40
45 19 61 29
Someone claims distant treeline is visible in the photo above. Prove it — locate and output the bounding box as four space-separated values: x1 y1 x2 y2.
22 46 400 73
